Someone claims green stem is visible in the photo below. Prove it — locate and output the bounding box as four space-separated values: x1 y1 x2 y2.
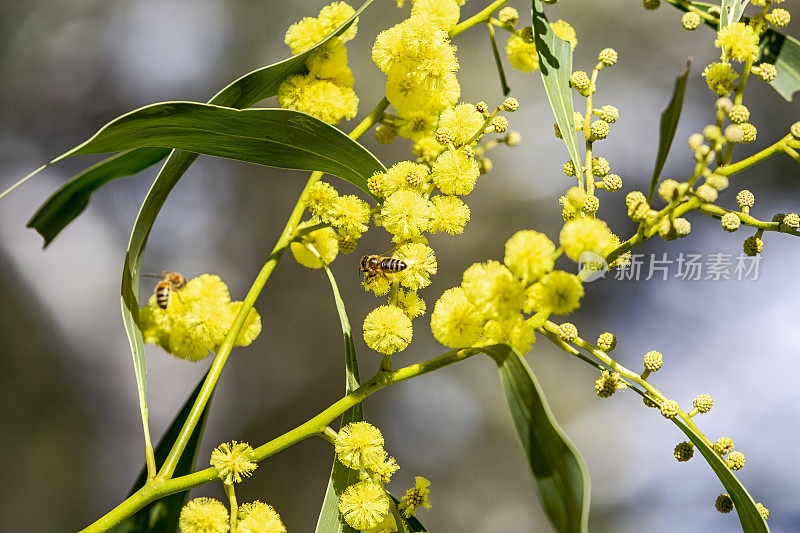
450 0 509 37
224 482 238 533
716 136 790 177
79 348 481 533
156 98 389 481
697 203 800 236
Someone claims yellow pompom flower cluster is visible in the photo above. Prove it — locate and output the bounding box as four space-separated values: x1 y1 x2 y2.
715 22 760 63
373 9 460 117
238 501 287 533
179 497 229 533
431 230 581 353
279 2 359 124
505 20 578 73
291 180 372 269
210 441 257 485
139 274 261 362
333 421 430 529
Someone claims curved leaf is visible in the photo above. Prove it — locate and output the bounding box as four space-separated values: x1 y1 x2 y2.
19 0 373 243
111 371 213 533
531 0 583 187
484 345 590 533
671 416 769 533
647 60 692 203
38 103 383 196
27 148 170 245
118 2 373 484
313 251 363 533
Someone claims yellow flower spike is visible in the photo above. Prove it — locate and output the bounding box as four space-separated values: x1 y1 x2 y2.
210 441 257 485
432 150 480 196
238 501 287 533
715 22 759 63
504 230 557 285
525 270 585 315
339 481 390 530
335 421 386 470
438 104 485 146
179 497 229 533
461 260 526 318
559 218 615 263
430 287 484 348
380 189 432 242
411 0 461 31
363 305 413 354
505 34 539 72
291 226 339 269
398 476 432 518
396 242 437 290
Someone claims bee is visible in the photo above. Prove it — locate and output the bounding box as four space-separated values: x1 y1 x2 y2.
360 244 408 281
144 271 187 309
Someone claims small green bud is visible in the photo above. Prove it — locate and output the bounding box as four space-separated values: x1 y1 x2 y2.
715 494 734 514
337 233 357 254
475 101 488 113
756 503 769 521
790 122 800 140
435 127 453 145
674 441 694 462
756 63 777 82
598 105 619 123
491 115 509 133
505 131 521 146
721 212 741 232
602 174 623 191
728 104 750 124
660 399 680 418
743 235 763 256
736 190 755 209
693 394 714 414
502 97 519 112
563 160 577 177
644 350 663 371
374 124 397 145
558 322 578 342
570 71 592 94
598 48 618 66
658 179 680 201
726 451 746 470
643 0 661 10
520 26 534 43
597 332 617 352
767 8 790 29
705 174 729 191
497 7 519 26
739 123 757 143
590 120 610 140
592 157 611 177
713 437 734 456
695 184 718 203
682 11 701 30
782 212 800 229
582 195 600 213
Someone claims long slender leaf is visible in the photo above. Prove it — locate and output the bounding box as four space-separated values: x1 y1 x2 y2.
669 1 800 101
647 60 692 204
531 0 583 186
119 3 371 487
314 253 363 533
488 23 511 97
484 345 590 533
720 0 750 28
111 371 213 533
18 0 373 243
671 416 769 533
27 148 170 245
28 103 383 195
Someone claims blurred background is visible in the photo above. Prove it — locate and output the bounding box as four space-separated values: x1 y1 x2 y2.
1 0 798 531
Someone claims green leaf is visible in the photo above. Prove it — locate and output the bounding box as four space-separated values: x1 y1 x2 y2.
647 60 692 204
16 0 373 242
759 30 800 102
111 371 213 533
314 252 363 533
484 345 590 533
670 416 769 532
27 148 170 246
720 0 749 28
34 103 384 196
118 0 372 488
531 0 583 186
488 23 511 97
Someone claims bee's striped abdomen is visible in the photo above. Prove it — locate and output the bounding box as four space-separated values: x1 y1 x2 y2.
380 258 407 273
156 284 171 309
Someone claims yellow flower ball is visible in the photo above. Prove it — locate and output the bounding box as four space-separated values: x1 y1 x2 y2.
430 287 484 348
526 270 584 315
363 305 413 354
461 260 526 318
504 230 556 284
559 218 614 262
